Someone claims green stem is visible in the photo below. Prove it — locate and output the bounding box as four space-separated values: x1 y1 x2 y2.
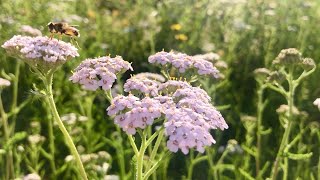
47 112 57 177
137 132 147 180
10 61 20 126
44 73 88 180
187 155 208 180
148 128 164 167
271 68 295 180
0 92 14 180
214 147 230 179
256 84 265 177
144 151 171 180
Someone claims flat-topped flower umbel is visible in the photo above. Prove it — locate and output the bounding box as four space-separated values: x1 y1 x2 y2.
108 80 228 154
1 35 79 73
70 56 133 91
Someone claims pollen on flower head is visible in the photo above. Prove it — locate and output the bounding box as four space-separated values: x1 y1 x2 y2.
70 56 133 91
1 35 79 72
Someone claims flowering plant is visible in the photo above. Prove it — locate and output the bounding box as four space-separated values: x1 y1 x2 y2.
70 50 228 179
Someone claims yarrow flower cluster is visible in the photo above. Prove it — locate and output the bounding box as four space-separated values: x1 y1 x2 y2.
124 78 159 97
0 78 11 88
107 95 162 134
70 56 133 91
148 51 220 78
107 79 228 154
2 35 79 72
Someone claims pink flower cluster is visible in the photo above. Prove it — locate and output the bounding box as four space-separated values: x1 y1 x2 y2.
1 35 79 63
164 107 216 154
107 80 228 154
148 51 220 78
124 78 159 97
107 95 162 134
70 56 133 91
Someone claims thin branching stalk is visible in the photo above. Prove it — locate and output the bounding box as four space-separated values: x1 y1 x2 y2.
44 72 88 180
271 68 295 180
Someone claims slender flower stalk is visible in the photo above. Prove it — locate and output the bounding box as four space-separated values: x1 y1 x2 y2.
2 35 87 179
268 49 316 179
44 72 88 180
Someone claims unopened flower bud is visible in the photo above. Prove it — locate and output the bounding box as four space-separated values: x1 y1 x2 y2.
254 68 270 83
276 104 300 116
273 48 302 66
301 58 315 71
240 115 256 132
267 71 285 84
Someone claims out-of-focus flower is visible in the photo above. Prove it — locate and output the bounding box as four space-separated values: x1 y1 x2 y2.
276 104 300 116
65 155 74 162
70 56 132 91
23 173 41 180
132 72 165 82
0 78 10 88
149 51 220 78
20 25 42 36
193 52 220 62
174 34 188 41
2 35 79 72
104 175 120 180
17 145 25 152
61 113 77 125
28 134 45 145
170 24 182 31
314 98 320 110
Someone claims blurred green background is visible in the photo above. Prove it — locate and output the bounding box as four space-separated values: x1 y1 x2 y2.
0 0 319 179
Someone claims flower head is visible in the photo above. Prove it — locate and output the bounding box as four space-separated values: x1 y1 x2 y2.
107 80 228 154
70 56 132 91
107 96 162 134
2 35 79 72
254 68 270 83
148 51 220 78
124 78 159 97
272 48 302 66
164 107 216 154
